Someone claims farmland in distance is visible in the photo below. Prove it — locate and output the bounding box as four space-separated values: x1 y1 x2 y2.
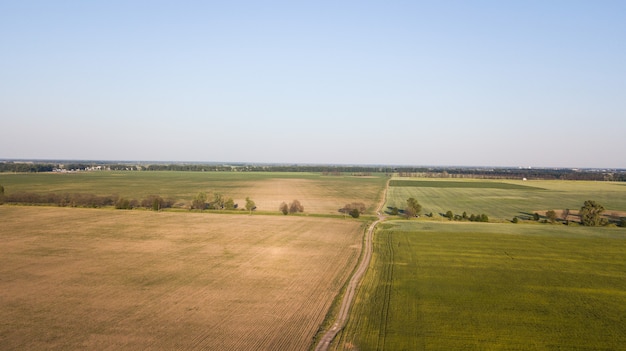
0 171 388 215
0 206 365 350
385 178 626 221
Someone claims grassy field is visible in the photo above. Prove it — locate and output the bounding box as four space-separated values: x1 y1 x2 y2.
386 178 626 221
332 221 626 350
0 171 387 214
0 206 366 350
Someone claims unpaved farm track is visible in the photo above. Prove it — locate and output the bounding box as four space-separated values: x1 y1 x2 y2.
315 180 389 351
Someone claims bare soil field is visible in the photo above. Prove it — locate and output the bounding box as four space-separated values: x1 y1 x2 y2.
0 172 387 215
0 206 364 350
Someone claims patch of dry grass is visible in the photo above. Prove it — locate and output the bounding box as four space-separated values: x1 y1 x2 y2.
0 206 364 350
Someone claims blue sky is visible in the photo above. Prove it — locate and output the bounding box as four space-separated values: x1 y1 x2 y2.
1 1 625 167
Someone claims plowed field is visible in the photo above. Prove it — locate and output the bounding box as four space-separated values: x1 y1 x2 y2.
0 206 364 350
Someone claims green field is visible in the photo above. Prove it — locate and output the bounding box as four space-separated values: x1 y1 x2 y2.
332 221 626 350
386 178 626 221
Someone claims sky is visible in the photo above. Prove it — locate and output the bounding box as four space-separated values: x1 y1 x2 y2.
1 1 625 168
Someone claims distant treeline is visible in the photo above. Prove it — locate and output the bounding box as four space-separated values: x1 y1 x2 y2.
2 192 176 209
1 161 625 181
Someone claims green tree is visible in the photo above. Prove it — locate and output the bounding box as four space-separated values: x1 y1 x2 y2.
533 212 540 221
512 217 519 223
115 198 132 210
211 193 225 210
224 197 236 210
546 210 557 223
0 184 4 196
390 207 399 215
152 197 163 211
579 200 607 226
192 192 207 210
245 197 256 214
279 202 289 215
445 210 454 220
349 208 360 218
405 197 422 218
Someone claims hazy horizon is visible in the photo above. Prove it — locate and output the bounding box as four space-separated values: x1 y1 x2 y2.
2 1 625 168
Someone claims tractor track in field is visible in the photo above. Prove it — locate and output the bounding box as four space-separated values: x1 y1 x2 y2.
314 179 389 351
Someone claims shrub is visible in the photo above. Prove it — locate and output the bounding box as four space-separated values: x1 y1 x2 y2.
279 202 289 215
349 208 360 218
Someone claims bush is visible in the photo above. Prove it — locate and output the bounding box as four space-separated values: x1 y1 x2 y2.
279 202 289 215
115 198 133 210
289 200 304 214
349 208 360 218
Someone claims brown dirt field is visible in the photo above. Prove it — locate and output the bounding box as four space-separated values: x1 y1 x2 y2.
227 178 384 215
0 206 364 350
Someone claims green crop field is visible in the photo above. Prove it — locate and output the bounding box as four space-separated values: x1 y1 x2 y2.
0 171 387 215
386 178 626 221
389 180 544 190
332 221 626 350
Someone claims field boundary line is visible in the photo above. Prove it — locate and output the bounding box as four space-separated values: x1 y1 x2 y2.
314 178 389 351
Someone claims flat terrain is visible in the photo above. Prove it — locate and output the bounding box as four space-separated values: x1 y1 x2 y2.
0 171 387 214
332 221 626 350
386 178 626 221
0 206 365 350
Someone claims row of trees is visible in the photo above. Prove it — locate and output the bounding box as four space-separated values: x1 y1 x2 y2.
2 191 175 210
280 200 304 215
339 202 367 218
191 192 256 213
443 211 489 222
388 197 423 218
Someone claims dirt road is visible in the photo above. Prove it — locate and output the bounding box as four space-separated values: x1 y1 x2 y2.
314 180 389 351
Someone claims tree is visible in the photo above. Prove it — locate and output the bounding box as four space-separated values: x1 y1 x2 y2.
349 208 360 218
404 206 416 219
579 200 607 226
211 193 225 210
245 197 256 214
289 199 304 214
115 198 132 210
512 217 519 223
562 208 570 225
445 210 454 220
223 197 236 210
0 184 4 196
390 207 399 215
192 192 207 210
279 202 289 215
152 197 162 211
341 202 366 216
562 208 570 221
533 212 540 221
405 197 422 218
546 210 557 223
